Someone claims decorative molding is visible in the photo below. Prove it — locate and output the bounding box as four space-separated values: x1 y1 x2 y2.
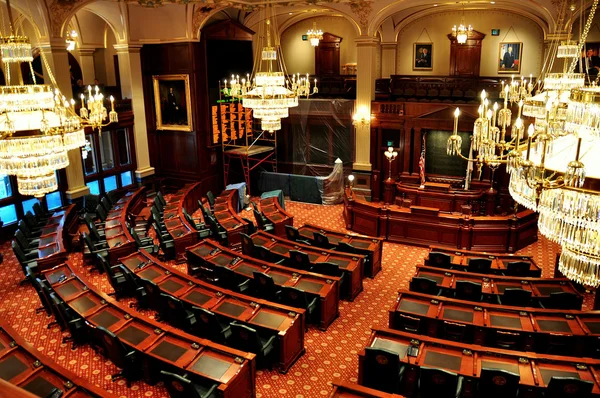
349 0 372 33
48 0 83 38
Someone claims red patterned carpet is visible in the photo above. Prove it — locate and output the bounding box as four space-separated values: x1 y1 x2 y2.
0 200 577 397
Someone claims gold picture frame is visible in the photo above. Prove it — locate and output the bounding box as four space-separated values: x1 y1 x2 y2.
152 74 193 131
498 42 522 74
413 43 433 71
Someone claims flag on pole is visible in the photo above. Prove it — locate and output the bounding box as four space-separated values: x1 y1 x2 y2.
465 138 474 190
419 134 426 187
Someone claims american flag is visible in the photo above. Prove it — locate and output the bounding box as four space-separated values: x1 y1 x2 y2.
419 134 426 186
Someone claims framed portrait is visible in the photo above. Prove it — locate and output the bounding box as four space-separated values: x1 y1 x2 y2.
152 74 193 131
413 43 433 71
498 42 522 73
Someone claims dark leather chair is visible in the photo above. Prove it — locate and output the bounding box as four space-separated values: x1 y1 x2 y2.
253 209 274 233
252 272 281 302
335 242 356 254
206 216 228 246
95 326 142 387
32 202 50 221
313 232 335 249
467 257 492 273
288 250 312 271
24 211 43 229
98 254 129 299
32 277 53 316
419 367 463 398
241 233 256 257
205 191 215 209
160 371 218 398
95 204 109 222
182 208 211 239
280 286 318 324
156 191 167 207
83 214 105 237
363 346 405 393
546 377 593 398
285 225 310 245
409 277 442 296
153 225 176 260
506 261 531 276
12 241 38 279
190 307 231 344
229 321 276 368
256 245 285 264
14 230 38 258
81 232 108 272
138 278 167 320
443 320 467 342
478 368 520 398
163 295 197 332
540 292 582 310
18 219 42 239
497 288 532 307
493 330 522 350
242 218 257 235
314 262 346 295
454 280 483 302
397 313 421 334
49 293 88 350
100 196 112 213
214 265 251 293
428 252 452 269
130 228 160 255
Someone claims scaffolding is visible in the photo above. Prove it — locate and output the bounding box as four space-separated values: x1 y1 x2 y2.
211 99 277 194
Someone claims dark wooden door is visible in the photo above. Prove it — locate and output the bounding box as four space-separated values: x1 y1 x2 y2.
315 32 342 76
448 30 485 76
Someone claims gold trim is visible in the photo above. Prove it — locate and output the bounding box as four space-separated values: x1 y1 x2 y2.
413 42 433 71
152 74 193 132
498 42 523 74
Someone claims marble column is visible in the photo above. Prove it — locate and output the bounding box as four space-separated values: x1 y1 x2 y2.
77 47 96 84
380 42 397 78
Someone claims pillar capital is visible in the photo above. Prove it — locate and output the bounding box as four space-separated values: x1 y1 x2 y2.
355 36 380 47
113 43 143 54
77 47 97 56
38 39 70 52
380 42 396 49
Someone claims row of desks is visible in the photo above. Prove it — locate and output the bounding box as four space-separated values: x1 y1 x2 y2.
296 223 383 278
187 239 340 331
359 327 600 396
424 245 542 277
0 320 117 398
119 249 306 372
37 204 78 270
250 230 365 301
259 196 294 237
390 290 600 357
42 262 257 398
102 188 147 264
413 265 583 309
162 183 203 255
213 190 249 246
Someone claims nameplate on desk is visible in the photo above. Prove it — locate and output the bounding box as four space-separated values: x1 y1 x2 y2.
422 182 452 192
410 206 440 216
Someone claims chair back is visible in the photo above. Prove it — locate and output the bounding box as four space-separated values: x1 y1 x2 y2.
14 229 31 250
548 292 581 310
206 191 215 208
214 265 241 290
95 325 129 369
241 233 255 256
95 204 108 221
139 278 164 311
230 321 262 353
280 286 310 308
255 245 273 263
467 257 493 273
97 254 113 275
199 203 211 221
506 261 531 276
32 277 53 315
129 228 144 247
33 202 47 219
100 196 112 213
24 211 39 229
315 262 343 277
164 294 192 328
285 225 301 241
419 367 461 398
160 370 218 398
429 252 452 268
501 288 532 306
241 218 256 235
156 191 167 206
11 240 27 264
479 368 520 398
313 232 330 248
17 220 32 237
191 307 228 343
253 209 267 230
289 250 311 271
88 223 103 242
546 377 594 398
455 280 482 301
409 277 439 295
336 242 356 254
253 271 278 300
363 347 403 393
81 232 96 253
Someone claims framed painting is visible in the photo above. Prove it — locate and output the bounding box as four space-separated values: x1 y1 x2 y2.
498 42 522 73
153 74 193 131
413 43 433 70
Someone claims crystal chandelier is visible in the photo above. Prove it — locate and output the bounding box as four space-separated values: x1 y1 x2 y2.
221 2 316 133
65 30 77 52
307 22 323 47
79 85 118 131
452 3 472 44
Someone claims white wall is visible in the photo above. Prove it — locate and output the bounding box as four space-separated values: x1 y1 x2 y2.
92 26 117 86
396 10 544 77
280 16 358 75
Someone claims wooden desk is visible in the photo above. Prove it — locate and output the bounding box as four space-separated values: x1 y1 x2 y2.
163 182 204 255
250 230 365 301
412 265 583 310
187 239 340 331
425 245 541 277
343 188 538 253
395 182 487 213
260 197 294 238
120 250 305 373
329 378 406 397
389 290 597 357
358 327 600 397
37 204 77 270
43 263 256 398
213 190 248 246
103 187 146 264
0 320 119 398
297 223 383 278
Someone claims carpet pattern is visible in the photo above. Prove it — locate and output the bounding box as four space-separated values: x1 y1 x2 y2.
0 200 577 398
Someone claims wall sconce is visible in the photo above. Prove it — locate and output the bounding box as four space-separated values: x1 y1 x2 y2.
352 106 373 128
348 174 355 190
384 146 398 181
66 30 78 51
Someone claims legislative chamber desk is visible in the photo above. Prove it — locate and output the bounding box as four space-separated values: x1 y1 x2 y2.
0 320 118 398
343 188 538 253
37 204 78 270
187 239 340 331
359 328 600 397
425 245 541 277
260 196 293 238
329 378 405 397
389 290 600 357
42 263 256 397
395 182 487 213
120 249 305 372
102 188 146 264
412 265 583 309
250 230 365 301
213 190 249 246
162 183 204 255
297 224 383 278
